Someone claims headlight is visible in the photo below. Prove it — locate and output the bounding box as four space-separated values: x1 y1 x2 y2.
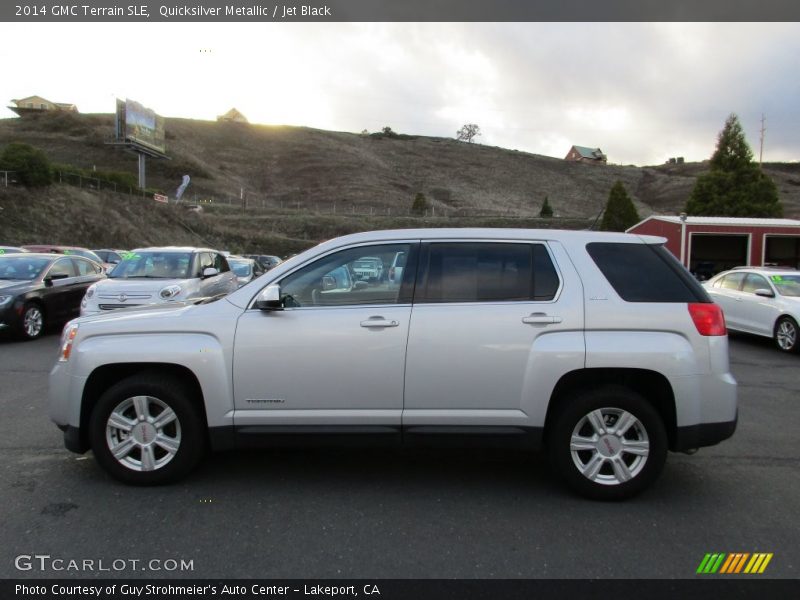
0 295 12 307
59 323 79 362
159 284 182 299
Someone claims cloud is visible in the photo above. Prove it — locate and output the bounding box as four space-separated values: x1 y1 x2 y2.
2 22 798 165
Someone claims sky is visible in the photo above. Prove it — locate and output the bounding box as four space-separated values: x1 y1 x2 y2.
1 22 799 166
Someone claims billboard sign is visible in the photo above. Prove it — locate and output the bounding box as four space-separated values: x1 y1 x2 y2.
153 193 169 204
115 98 166 155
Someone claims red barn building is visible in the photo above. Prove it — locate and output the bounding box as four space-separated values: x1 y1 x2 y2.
627 216 800 280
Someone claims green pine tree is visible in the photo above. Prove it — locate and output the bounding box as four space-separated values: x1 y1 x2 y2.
411 192 429 216
685 114 782 217
539 196 553 218
600 181 639 232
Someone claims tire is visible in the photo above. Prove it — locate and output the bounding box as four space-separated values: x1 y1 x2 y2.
17 302 45 340
547 386 667 501
89 373 206 485
774 316 799 353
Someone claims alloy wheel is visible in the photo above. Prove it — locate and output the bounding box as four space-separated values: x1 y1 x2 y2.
776 319 797 351
569 407 650 486
23 306 43 338
105 395 182 472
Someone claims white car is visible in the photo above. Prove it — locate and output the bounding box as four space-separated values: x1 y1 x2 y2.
80 247 238 315
704 267 800 352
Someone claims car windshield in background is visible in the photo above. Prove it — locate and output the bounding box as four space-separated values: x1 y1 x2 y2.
770 274 800 297
109 252 192 279
229 261 252 277
0 256 51 280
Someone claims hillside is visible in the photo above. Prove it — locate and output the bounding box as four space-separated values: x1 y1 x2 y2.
1 111 800 253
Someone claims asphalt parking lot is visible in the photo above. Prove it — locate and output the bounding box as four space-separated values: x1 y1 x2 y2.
0 331 797 579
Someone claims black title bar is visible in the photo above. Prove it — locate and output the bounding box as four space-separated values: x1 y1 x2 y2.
4 579 799 600
3 0 800 22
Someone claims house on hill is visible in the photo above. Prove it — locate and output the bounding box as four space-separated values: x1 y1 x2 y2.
565 145 607 164
217 108 248 124
9 95 78 116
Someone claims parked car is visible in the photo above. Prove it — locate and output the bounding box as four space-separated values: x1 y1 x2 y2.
92 249 127 272
0 246 28 255
22 245 104 267
0 253 105 339
50 229 737 499
351 256 384 281
244 254 282 271
227 256 264 288
79 247 238 316
704 267 800 352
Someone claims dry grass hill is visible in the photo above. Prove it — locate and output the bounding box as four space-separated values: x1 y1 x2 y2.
1 111 799 253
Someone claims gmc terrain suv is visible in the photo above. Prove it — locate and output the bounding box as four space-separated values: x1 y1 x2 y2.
49 229 737 499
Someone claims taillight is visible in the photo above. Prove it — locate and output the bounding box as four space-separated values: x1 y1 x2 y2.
688 303 726 336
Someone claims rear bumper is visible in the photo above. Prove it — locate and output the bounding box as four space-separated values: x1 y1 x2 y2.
673 412 737 451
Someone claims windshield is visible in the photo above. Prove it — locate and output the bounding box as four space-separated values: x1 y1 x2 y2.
229 261 253 277
770 274 800 297
109 252 192 279
0 256 51 280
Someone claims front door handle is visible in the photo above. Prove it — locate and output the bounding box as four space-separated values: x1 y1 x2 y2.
360 317 399 328
522 313 563 325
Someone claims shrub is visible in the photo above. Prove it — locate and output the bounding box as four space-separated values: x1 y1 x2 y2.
0 142 52 187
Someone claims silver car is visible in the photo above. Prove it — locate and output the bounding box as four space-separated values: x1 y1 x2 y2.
80 247 238 315
51 229 737 500
704 267 800 352
227 256 264 288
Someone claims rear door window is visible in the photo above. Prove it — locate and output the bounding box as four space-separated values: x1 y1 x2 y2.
417 242 559 303
586 242 709 303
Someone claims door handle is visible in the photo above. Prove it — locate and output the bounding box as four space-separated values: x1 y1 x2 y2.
360 317 399 328
522 313 563 325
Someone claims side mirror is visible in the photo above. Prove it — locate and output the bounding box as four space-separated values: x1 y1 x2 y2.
321 275 337 291
202 267 219 278
44 273 70 286
754 288 775 298
255 284 283 311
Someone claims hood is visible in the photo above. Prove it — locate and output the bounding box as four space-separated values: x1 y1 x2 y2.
95 277 190 295
0 279 33 293
74 299 197 325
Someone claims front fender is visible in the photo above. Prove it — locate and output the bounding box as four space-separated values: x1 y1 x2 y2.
71 332 233 429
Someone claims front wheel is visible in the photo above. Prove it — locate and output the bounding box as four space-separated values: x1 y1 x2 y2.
547 386 667 500
18 302 45 340
89 374 206 485
774 316 799 353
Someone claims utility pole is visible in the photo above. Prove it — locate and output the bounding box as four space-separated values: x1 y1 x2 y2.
759 114 766 168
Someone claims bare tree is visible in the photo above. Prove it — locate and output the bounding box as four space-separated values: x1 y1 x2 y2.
456 124 481 143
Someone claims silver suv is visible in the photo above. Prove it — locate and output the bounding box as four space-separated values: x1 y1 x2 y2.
50 229 737 500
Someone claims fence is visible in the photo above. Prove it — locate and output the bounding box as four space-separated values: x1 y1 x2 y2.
53 170 154 197
2 170 595 225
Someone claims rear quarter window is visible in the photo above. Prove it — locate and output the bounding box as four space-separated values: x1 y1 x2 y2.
586 242 710 303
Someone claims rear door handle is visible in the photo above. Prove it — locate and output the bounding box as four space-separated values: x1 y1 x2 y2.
522 313 563 325
360 317 399 328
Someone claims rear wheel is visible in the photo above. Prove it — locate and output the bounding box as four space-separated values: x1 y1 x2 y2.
89 374 205 485
547 386 667 500
774 316 799 353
